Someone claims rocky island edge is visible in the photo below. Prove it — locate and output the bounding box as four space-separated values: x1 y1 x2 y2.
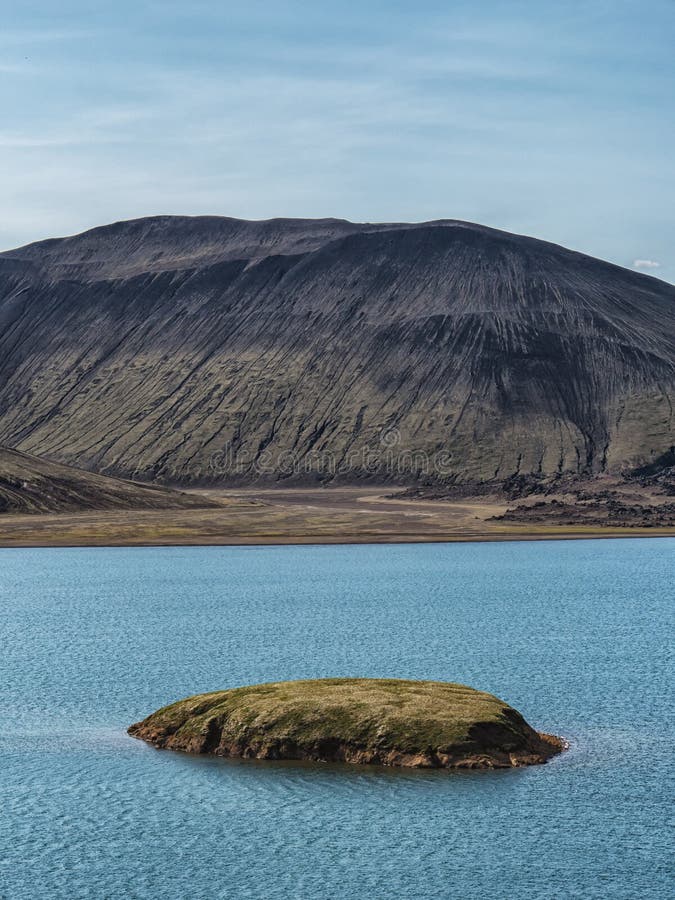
128 678 565 769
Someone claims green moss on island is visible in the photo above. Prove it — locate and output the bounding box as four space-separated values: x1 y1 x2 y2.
128 678 564 769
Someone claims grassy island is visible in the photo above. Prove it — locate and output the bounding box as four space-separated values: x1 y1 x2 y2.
129 678 564 769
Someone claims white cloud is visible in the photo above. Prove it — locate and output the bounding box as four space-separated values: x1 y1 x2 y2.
633 259 661 269
0 28 97 46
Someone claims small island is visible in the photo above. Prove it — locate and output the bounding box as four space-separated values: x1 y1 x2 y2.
128 678 564 769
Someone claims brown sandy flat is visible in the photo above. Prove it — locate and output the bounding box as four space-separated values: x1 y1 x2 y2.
0 486 673 548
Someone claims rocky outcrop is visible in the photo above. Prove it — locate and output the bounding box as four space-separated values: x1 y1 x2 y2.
128 678 565 769
494 496 675 528
1 215 673 486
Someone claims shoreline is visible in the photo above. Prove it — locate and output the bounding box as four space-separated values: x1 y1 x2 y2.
1 534 673 549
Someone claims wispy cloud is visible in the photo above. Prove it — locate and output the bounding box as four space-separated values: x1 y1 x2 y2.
0 0 672 286
0 28 97 45
0 62 37 74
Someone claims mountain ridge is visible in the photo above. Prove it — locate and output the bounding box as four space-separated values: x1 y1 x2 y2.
0 446 217 514
3 214 667 286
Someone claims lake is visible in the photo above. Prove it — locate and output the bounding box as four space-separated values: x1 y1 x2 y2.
1 539 673 899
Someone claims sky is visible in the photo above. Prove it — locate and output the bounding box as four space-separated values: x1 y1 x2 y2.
1 0 673 282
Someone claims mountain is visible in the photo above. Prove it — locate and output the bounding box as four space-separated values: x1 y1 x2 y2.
0 215 673 486
0 447 215 514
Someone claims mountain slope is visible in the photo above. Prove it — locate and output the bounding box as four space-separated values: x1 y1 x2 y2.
0 215 673 485
0 447 215 514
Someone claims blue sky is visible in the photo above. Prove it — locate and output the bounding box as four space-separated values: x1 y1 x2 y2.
1 0 673 281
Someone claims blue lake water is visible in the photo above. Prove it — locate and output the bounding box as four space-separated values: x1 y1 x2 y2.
0 539 673 899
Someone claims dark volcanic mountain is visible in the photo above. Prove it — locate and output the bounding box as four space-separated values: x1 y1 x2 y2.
0 215 673 486
0 446 215 514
